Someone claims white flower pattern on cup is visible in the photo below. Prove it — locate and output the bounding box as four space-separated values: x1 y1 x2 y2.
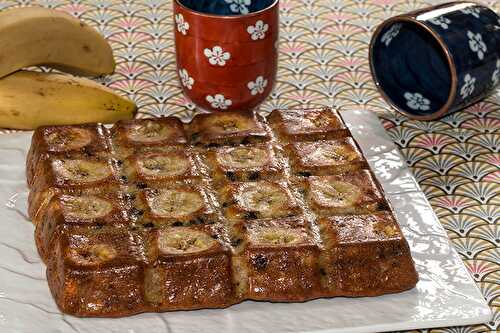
461 7 481 18
175 14 189 35
460 74 476 99
179 69 194 90
225 0 251 15
204 46 231 66
206 94 232 110
467 31 487 60
247 20 269 40
381 23 402 47
429 16 451 29
491 59 500 86
247 76 268 95
404 92 431 111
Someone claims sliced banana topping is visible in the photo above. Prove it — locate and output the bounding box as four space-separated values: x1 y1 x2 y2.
206 114 253 134
126 121 172 143
61 195 113 219
308 142 358 164
158 228 215 254
69 243 117 265
217 147 268 169
310 179 361 207
149 189 204 218
255 227 304 246
137 153 190 178
52 159 111 183
374 223 399 237
45 128 92 151
237 182 288 215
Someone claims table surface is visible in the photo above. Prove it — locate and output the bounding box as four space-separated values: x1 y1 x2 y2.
0 0 498 332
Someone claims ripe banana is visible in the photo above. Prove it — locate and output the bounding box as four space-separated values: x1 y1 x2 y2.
0 7 114 78
0 71 137 129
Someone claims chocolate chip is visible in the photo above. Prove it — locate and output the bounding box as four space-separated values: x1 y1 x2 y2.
231 238 242 247
136 182 147 189
190 132 200 142
241 137 250 145
143 222 154 228
120 175 128 182
226 171 236 181
298 171 312 177
252 254 268 270
319 268 327 276
244 211 258 220
248 171 260 181
172 221 183 227
130 207 144 218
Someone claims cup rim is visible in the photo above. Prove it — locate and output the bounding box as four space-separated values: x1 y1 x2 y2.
174 0 279 19
368 15 458 121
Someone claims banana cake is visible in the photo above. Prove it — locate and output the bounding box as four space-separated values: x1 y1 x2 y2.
27 108 418 317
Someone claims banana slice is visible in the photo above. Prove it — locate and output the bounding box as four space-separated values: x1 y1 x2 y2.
52 159 111 183
137 153 190 178
126 121 172 143
205 114 253 134
237 182 288 215
69 243 117 266
310 142 358 164
149 189 204 218
158 228 215 254
309 111 335 128
255 227 304 245
217 147 268 169
310 179 361 207
45 128 92 152
374 222 399 237
61 195 113 219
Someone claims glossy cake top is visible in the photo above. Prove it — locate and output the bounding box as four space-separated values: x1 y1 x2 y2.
27 108 418 317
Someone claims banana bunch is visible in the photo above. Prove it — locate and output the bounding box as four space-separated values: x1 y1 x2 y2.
0 7 136 129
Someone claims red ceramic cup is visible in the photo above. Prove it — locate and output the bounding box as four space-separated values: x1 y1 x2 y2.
173 0 279 112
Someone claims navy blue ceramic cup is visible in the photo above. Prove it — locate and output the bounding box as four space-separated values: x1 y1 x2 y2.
179 0 276 15
369 2 500 120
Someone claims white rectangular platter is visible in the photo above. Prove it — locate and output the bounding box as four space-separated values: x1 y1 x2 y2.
0 109 491 333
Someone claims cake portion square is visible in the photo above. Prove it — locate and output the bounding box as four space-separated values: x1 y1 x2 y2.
304 170 386 216
204 144 283 184
46 226 146 317
130 186 218 227
218 180 301 222
268 107 349 142
35 193 127 262
318 213 418 296
286 138 367 176
240 217 321 301
120 149 200 190
26 124 109 187
144 227 233 310
188 111 269 147
110 118 188 155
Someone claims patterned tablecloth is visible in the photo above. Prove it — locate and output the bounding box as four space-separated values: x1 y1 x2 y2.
1 0 499 332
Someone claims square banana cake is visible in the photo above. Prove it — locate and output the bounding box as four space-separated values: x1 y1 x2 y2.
27 107 418 317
